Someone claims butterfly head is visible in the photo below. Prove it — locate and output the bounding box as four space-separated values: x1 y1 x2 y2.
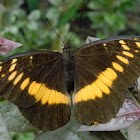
62 45 70 52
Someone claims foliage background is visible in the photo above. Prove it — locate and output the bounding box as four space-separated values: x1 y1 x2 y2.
0 0 140 139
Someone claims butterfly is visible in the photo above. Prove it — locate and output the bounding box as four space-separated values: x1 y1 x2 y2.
0 36 140 131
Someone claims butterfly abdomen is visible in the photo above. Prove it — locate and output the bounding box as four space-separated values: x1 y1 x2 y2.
62 51 75 94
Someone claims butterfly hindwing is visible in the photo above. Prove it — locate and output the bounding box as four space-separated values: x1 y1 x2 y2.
0 51 71 130
73 37 140 125
1 36 140 130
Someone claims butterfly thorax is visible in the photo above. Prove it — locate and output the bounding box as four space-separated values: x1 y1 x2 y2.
62 50 75 94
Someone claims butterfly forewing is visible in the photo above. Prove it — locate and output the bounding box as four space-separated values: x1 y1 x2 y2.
73 37 140 125
0 51 71 130
1 36 140 131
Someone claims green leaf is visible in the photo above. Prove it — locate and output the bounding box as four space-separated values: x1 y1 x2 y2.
27 0 39 11
0 114 11 140
0 101 38 132
2 0 23 9
28 10 41 21
10 132 35 140
57 0 84 27
48 0 63 6
36 119 126 140
51 24 70 50
128 120 140 140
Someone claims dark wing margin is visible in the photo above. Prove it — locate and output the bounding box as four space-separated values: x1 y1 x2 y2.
73 36 140 125
0 50 71 131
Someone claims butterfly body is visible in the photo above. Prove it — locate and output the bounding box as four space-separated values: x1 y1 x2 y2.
62 50 75 94
0 36 140 130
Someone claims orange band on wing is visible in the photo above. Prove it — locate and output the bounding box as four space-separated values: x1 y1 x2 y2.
74 68 117 103
28 81 70 105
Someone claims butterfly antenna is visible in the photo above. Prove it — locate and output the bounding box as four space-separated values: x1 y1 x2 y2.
46 18 65 46
66 11 85 46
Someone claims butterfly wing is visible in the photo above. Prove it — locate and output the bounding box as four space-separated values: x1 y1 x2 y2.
0 51 71 130
73 36 140 125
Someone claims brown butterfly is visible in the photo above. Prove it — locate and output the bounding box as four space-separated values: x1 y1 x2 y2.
0 36 140 131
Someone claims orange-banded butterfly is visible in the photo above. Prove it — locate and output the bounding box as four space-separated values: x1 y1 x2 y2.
0 36 140 131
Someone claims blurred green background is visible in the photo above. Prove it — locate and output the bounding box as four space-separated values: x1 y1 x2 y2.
1 0 140 55
0 0 140 139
